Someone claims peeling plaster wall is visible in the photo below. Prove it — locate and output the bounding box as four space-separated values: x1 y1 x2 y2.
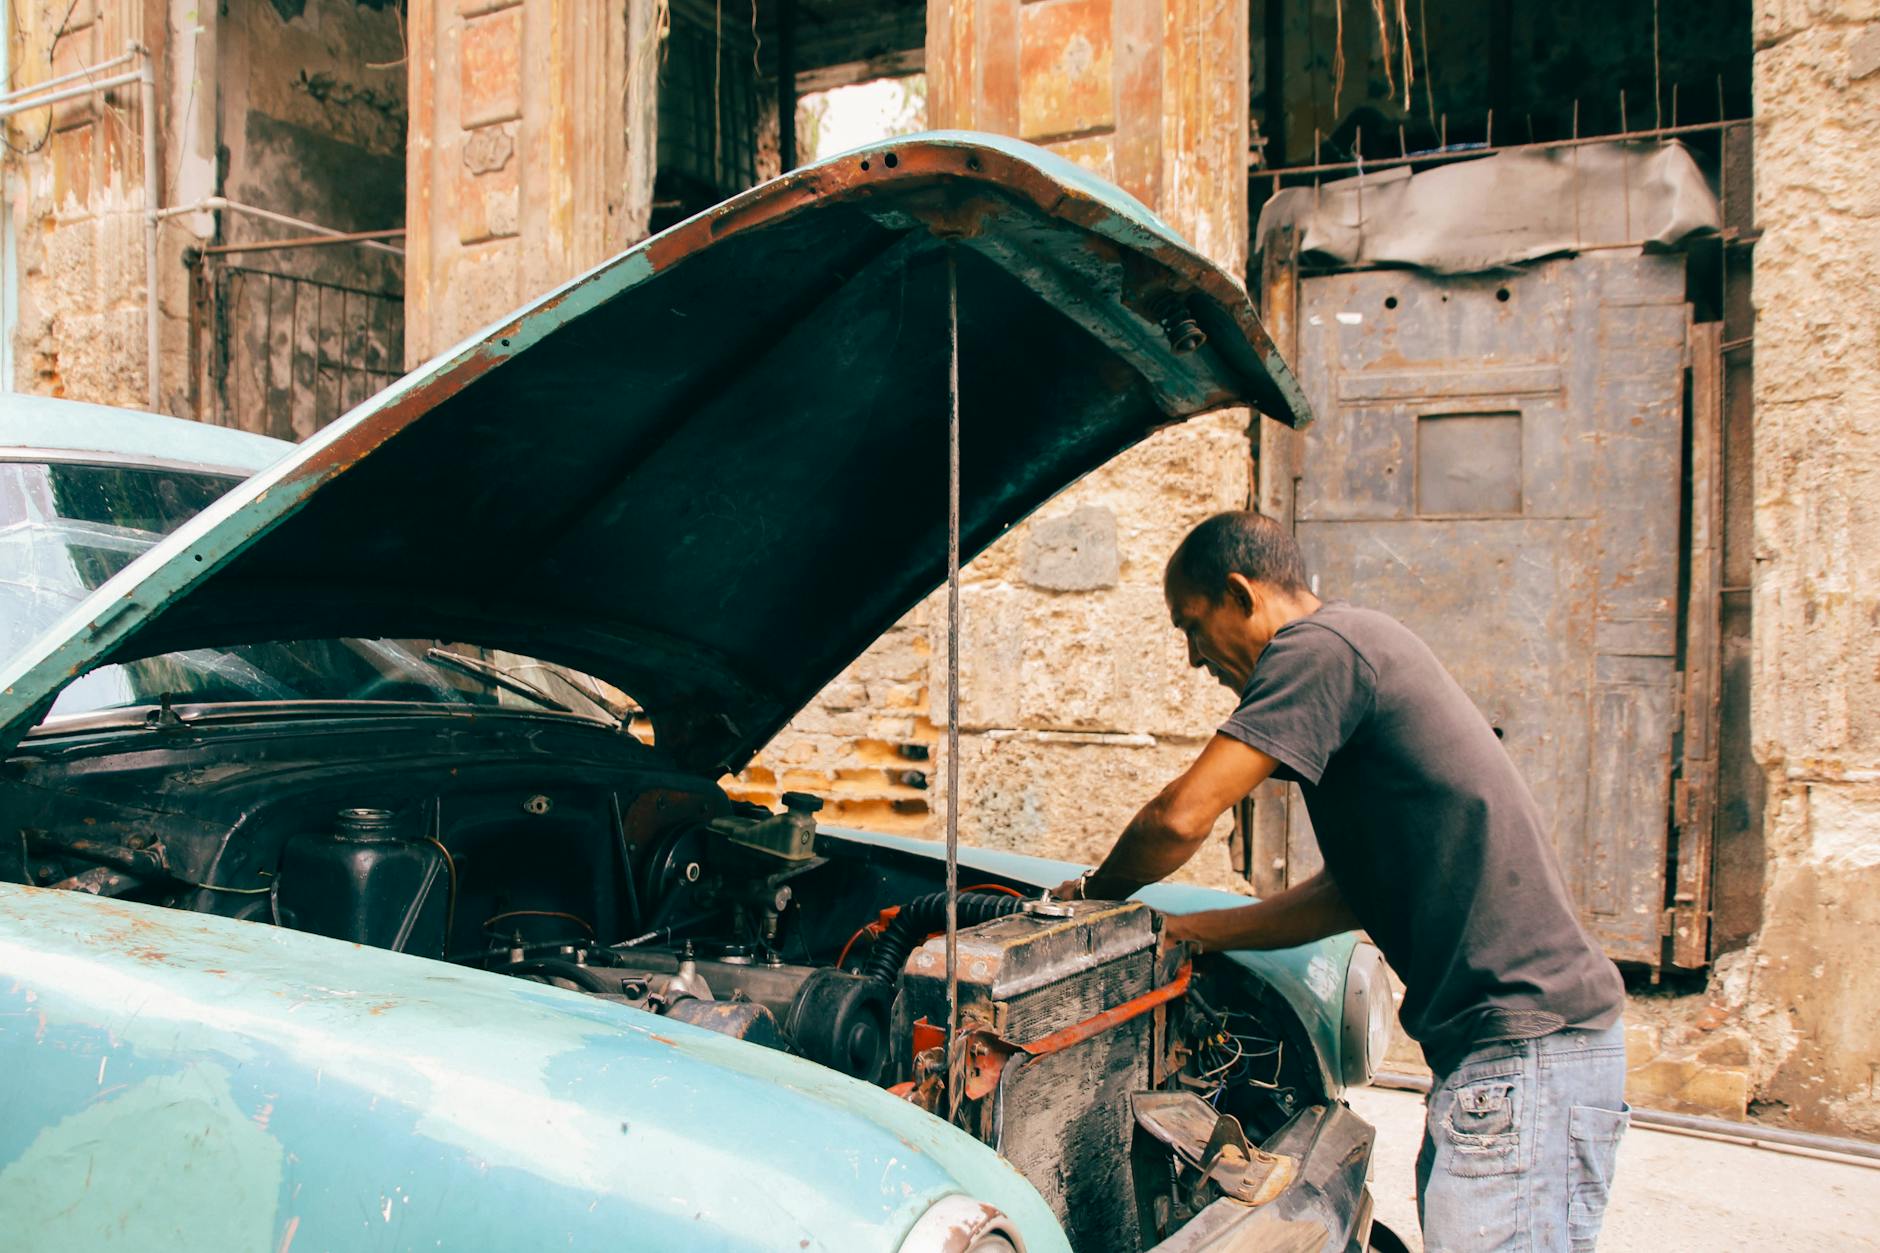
1734 0 1880 1136
7 0 162 406
4 0 405 425
211 0 407 438
220 0 408 264
403 0 658 369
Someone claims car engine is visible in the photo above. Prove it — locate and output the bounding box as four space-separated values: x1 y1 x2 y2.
20 779 1329 1252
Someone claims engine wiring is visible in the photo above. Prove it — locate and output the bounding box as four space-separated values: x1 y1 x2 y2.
1186 993 1293 1111
481 909 596 937
424 836 458 942
835 922 878 970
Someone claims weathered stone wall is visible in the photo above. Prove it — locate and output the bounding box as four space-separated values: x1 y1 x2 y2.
6 0 408 423
735 430 1259 895
8 0 162 405
736 0 1259 893
1729 0 1880 1136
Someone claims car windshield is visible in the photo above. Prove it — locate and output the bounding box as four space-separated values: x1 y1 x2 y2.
0 459 619 724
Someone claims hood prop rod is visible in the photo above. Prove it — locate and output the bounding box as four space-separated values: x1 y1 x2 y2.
944 246 964 1126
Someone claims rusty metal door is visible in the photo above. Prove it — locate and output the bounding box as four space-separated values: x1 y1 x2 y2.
1283 253 1689 967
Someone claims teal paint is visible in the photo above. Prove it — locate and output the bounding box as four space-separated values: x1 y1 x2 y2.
0 884 1070 1251
0 394 290 472
0 1067 284 1252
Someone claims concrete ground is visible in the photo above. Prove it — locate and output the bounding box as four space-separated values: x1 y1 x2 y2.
1346 1085 1880 1251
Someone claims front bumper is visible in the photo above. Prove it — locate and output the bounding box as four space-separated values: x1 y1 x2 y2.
1153 1101 1376 1252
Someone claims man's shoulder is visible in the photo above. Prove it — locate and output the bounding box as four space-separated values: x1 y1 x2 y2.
1280 602 1420 661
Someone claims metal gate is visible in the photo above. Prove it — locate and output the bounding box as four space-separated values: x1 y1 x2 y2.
1276 252 1690 967
189 259 403 441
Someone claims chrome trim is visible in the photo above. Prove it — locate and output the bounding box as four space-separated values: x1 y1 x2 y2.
897 1196 1026 1253
1339 941 1391 1088
0 448 258 478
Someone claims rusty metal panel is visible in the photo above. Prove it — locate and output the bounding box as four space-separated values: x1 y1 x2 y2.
1289 253 1690 966
1249 223 1303 894
1672 322 1725 968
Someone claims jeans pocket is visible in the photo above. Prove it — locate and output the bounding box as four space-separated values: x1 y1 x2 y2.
1567 1103 1630 1250
1440 1077 1521 1177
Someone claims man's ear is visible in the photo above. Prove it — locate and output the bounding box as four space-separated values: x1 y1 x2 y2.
1224 572 1260 617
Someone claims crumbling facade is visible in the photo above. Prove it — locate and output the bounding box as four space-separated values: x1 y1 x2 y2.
5 0 1877 1138
8 0 163 407
1727 0 1880 1136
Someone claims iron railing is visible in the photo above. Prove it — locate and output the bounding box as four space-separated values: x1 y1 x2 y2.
188 254 403 440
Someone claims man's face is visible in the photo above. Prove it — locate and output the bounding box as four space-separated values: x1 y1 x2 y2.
1167 576 1261 693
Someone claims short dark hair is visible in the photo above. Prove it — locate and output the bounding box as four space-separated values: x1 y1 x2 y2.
1165 510 1310 598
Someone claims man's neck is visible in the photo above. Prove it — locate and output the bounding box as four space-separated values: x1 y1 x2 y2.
1262 588 1323 636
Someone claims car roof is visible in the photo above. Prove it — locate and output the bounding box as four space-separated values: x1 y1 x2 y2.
0 394 291 476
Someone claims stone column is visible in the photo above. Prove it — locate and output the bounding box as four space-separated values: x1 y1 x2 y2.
1732 1 1880 1137
405 0 658 363
738 0 1257 891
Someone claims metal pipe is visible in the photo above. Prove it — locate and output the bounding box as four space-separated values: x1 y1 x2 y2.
1258 117 1752 179
141 48 159 411
943 246 962 1125
155 196 404 256
1370 1070 1880 1167
200 228 407 255
0 48 137 105
0 68 142 120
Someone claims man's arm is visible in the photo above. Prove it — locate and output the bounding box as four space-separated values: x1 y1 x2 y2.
1069 734 1281 900
1161 872 1359 952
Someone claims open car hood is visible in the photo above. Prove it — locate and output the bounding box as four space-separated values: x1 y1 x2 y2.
0 133 1308 772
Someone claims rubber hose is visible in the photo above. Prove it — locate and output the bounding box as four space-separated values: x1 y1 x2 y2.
504 958 620 995
860 891 1026 986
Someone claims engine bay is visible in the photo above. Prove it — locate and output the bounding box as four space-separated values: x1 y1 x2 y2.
14 752 1332 1252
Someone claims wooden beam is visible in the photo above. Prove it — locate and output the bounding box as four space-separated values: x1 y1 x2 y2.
796 46 924 95
1672 320 1725 970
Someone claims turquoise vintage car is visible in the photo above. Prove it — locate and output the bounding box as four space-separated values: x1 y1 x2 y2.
0 134 1392 1251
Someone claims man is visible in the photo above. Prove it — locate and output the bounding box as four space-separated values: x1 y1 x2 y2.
1061 510 1628 1252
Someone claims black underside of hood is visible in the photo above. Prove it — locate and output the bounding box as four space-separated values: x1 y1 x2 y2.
12 134 1308 773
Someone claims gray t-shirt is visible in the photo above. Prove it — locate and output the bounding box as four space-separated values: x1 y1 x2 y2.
1218 601 1623 1075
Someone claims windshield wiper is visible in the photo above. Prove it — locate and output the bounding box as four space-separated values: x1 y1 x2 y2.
423 648 577 714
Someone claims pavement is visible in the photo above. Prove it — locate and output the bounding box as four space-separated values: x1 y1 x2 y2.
1345 1084 1880 1251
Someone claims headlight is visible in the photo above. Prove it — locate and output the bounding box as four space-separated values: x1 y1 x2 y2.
897 1195 1026 1253
1338 940 1394 1087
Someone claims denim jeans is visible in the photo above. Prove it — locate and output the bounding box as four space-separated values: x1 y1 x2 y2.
1415 1021 1630 1252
